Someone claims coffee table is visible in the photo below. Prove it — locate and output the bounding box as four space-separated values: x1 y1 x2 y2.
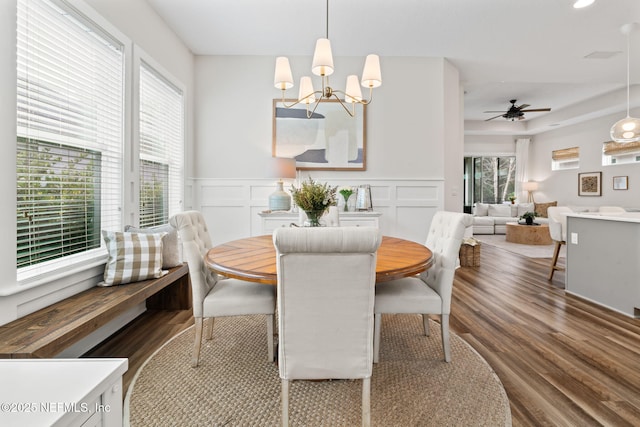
505 222 552 245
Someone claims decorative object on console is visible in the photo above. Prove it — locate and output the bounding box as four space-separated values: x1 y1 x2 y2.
356 184 373 211
290 177 337 226
273 0 381 119
268 157 297 211
519 211 538 226
578 172 602 196
508 193 516 204
339 187 354 211
610 23 640 143
522 181 539 203
613 176 629 190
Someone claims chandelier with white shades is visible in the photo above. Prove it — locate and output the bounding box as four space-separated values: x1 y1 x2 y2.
273 0 382 118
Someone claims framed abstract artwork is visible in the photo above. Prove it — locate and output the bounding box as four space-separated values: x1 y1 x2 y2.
272 99 366 171
578 171 602 196
613 176 628 190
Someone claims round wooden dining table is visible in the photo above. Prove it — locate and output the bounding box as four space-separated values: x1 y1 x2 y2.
204 234 433 285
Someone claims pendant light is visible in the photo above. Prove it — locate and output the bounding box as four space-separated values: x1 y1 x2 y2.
610 23 640 143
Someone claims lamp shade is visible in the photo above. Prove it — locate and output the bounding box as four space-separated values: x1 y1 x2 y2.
274 57 294 90
344 75 363 103
267 157 297 180
298 76 316 104
361 54 382 88
610 116 640 143
311 38 334 77
522 181 539 192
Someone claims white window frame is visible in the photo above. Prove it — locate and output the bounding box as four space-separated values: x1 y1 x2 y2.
16 0 132 286
131 47 185 228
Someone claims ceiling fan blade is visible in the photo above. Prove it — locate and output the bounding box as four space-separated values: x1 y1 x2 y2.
485 114 505 121
517 104 530 110
520 108 551 112
483 110 508 113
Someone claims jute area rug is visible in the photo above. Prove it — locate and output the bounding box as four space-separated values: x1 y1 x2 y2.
125 315 511 426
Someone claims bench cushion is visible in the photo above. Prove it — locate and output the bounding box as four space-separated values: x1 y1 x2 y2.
102 231 167 285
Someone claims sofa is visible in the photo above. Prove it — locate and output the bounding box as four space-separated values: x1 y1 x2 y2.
472 202 554 234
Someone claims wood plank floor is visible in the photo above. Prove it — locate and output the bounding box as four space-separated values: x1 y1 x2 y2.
86 243 640 426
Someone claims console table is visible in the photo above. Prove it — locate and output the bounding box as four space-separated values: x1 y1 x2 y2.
0 358 127 426
258 210 381 234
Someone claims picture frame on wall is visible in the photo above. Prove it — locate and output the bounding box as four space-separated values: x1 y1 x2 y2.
578 171 602 196
272 99 366 171
613 175 628 190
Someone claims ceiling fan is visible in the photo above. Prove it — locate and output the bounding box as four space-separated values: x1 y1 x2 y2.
484 99 551 121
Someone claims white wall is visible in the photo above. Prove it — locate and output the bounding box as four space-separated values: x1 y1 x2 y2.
464 135 516 156
528 108 640 208
193 55 459 181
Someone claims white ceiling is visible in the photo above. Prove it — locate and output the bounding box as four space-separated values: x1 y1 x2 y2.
146 0 640 135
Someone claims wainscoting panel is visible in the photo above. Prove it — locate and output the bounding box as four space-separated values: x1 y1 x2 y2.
189 178 444 245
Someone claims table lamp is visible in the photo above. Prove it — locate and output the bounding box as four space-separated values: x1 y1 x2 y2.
522 181 539 203
267 157 296 211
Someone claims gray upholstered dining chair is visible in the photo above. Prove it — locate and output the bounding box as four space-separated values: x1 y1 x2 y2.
273 226 381 427
373 211 472 363
170 211 276 367
547 206 572 281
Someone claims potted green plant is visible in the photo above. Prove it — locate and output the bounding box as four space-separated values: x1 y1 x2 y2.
519 211 538 225
290 178 337 226
507 193 516 204
338 187 354 211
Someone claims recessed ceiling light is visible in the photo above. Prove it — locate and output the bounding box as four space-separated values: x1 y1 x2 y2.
573 0 595 8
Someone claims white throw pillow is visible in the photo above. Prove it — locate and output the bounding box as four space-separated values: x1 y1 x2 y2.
488 204 512 217
517 203 535 217
125 224 182 269
474 203 489 216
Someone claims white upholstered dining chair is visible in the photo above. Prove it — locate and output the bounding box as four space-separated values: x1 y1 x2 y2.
273 226 381 427
547 206 572 281
373 211 472 363
170 211 276 367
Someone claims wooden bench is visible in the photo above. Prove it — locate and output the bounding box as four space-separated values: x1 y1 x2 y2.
0 264 191 359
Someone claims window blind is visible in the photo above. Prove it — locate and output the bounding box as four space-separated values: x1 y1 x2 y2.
16 0 124 268
602 140 640 156
551 147 579 161
139 61 184 227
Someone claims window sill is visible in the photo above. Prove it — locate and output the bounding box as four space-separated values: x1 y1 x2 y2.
0 251 107 297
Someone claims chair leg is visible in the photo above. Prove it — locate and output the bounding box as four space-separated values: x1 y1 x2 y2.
422 314 430 336
192 317 204 367
267 314 275 362
362 377 371 427
205 317 214 340
548 241 564 281
281 378 289 427
373 313 382 363
441 314 451 363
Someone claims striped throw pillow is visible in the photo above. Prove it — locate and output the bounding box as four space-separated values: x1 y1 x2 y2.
102 231 168 286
